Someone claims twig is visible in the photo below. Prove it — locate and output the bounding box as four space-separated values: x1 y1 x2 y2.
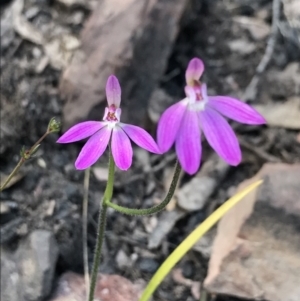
243 0 281 101
0 131 49 192
0 117 60 192
83 167 91 296
239 138 281 163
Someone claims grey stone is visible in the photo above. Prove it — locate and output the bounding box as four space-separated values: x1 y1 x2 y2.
1 230 59 301
148 209 186 249
177 155 229 212
17 230 59 301
1 247 22 301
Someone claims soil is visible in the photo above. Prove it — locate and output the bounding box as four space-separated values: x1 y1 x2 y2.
1 0 299 300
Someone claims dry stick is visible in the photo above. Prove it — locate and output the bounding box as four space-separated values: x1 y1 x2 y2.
243 0 281 101
83 168 91 296
0 131 49 192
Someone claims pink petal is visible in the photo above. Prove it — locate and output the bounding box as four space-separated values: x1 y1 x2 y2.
106 75 121 107
111 126 133 170
57 121 105 143
157 100 187 153
175 109 201 175
120 124 160 154
185 57 205 85
208 96 266 124
199 107 241 166
75 126 112 170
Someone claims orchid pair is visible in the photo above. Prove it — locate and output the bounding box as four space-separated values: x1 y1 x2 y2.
58 58 265 175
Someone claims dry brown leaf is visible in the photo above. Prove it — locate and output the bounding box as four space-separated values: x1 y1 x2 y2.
204 163 300 301
254 97 300 129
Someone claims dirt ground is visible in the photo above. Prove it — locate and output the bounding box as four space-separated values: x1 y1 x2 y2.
1 0 300 300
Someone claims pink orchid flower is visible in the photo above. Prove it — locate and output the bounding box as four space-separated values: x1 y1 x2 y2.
57 75 160 170
157 58 266 175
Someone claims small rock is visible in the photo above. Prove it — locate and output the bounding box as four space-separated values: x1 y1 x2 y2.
116 249 131 269
178 177 215 211
177 155 229 212
93 166 108 182
1 247 22 301
148 209 186 249
1 230 58 301
17 230 59 301
228 39 256 54
137 257 159 273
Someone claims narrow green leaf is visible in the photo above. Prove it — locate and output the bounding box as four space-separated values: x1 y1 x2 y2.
139 180 263 301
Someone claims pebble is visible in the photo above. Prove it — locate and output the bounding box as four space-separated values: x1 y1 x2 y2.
137 257 159 273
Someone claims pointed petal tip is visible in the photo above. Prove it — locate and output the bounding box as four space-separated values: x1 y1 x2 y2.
185 57 205 85
208 96 267 125
183 164 199 175
75 156 90 170
75 161 86 170
74 126 111 170
106 75 121 107
56 121 104 144
199 108 242 167
120 124 160 154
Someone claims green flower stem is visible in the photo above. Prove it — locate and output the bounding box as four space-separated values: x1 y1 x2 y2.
106 160 181 216
0 131 50 192
88 150 115 301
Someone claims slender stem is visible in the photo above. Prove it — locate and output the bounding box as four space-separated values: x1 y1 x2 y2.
87 203 108 301
106 160 181 216
0 131 50 192
103 150 115 203
32 131 49 150
0 159 24 191
88 150 115 301
83 167 91 296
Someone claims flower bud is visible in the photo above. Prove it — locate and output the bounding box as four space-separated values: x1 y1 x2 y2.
48 117 61 133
